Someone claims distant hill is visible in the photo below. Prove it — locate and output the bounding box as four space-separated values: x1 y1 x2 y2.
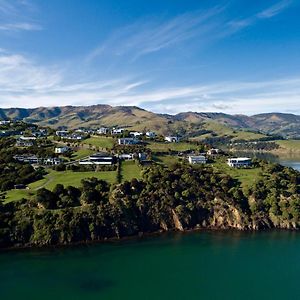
0 105 299 139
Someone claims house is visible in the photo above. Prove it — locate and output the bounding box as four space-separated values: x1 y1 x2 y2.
138 152 147 161
56 130 69 137
112 128 125 135
0 120 11 125
118 138 139 145
19 136 37 141
188 155 207 164
43 158 62 165
207 148 221 155
146 131 156 138
227 157 252 168
118 153 134 160
13 155 39 164
79 152 114 165
97 127 109 135
14 184 27 190
16 139 34 147
130 131 143 138
55 146 70 154
165 136 180 143
65 134 84 141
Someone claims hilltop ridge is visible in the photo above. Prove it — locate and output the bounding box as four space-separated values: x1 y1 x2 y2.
0 105 299 138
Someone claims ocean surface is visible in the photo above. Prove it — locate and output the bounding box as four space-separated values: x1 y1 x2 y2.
1 231 300 300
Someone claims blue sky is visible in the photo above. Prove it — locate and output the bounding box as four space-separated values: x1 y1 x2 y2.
0 0 300 115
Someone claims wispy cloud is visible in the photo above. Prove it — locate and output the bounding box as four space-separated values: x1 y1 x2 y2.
87 1 292 63
86 7 225 62
0 22 42 31
0 0 42 33
227 0 292 33
257 0 292 19
0 49 300 115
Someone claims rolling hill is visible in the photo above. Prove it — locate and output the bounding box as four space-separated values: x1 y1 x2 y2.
0 105 299 139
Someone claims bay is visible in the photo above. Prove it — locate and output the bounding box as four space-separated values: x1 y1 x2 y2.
1 231 300 300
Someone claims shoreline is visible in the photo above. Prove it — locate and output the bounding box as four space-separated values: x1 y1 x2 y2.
1 226 299 253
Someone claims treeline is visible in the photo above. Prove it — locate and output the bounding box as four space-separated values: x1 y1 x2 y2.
231 142 280 151
0 162 299 248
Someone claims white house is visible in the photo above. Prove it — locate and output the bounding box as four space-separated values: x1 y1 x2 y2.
207 148 221 155
130 131 143 138
79 152 114 165
19 136 37 141
146 131 156 138
55 146 70 154
56 130 69 137
13 155 39 164
97 127 109 135
165 136 180 143
188 155 207 164
112 128 125 135
43 158 62 165
118 138 138 145
227 157 252 168
0 120 11 125
16 139 33 147
118 153 134 160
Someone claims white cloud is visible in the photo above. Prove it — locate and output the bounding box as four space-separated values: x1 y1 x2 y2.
86 7 225 62
257 0 292 19
0 50 300 116
0 22 42 31
0 0 41 33
87 1 292 63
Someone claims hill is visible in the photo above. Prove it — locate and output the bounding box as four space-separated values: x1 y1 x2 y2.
0 105 299 139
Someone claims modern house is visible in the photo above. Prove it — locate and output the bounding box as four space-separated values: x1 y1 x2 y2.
118 153 134 160
112 128 125 135
19 136 37 141
43 158 62 165
55 146 70 154
130 131 143 138
188 155 207 164
79 152 114 165
118 138 139 145
207 148 221 155
138 152 147 161
227 157 252 168
146 131 156 138
165 136 180 143
56 130 69 137
97 127 109 135
16 139 34 147
13 155 39 164
0 120 11 125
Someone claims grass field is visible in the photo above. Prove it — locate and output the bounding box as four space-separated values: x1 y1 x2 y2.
275 140 300 152
4 169 117 203
191 121 266 141
148 141 199 152
211 159 262 190
71 148 94 160
83 136 115 149
121 160 142 181
153 155 181 167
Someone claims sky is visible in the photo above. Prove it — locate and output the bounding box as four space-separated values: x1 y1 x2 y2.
0 0 300 115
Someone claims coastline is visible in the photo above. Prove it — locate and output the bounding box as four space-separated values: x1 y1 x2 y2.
1 226 299 253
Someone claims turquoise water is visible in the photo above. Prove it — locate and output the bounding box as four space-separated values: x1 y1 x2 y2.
1 231 300 300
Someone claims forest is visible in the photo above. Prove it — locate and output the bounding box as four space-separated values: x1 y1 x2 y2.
0 161 299 249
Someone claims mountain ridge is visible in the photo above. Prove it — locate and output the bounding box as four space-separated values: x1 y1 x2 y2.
0 105 299 138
